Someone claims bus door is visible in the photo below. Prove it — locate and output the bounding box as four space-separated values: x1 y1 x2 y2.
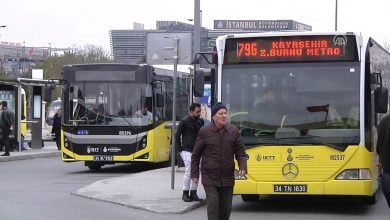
148 81 170 162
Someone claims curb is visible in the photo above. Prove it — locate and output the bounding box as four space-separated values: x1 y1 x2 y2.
72 167 207 214
72 192 206 214
0 151 61 162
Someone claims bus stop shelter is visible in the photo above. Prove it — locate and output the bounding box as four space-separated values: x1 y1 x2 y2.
0 78 60 152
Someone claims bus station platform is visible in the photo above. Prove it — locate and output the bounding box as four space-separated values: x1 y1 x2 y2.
0 141 60 162
74 167 206 214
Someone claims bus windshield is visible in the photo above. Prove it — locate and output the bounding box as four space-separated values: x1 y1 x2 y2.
68 82 154 127
222 62 360 149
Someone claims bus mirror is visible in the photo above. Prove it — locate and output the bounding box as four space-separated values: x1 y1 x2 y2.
194 70 205 97
156 93 164 107
375 87 388 113
44 84 55 102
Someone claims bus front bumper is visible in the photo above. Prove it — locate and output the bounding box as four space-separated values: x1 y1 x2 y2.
233 179 376 196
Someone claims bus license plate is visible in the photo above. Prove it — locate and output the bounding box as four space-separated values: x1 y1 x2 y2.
274 185 307 193
93 155 113 161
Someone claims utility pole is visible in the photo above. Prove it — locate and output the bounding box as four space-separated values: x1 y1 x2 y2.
335 0 338 31
194 0 201 54
171 37 179 190
0 25 6 74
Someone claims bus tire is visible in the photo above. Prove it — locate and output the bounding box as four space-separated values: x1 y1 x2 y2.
360 192 377 205
85 162 103 171
241 194 259 202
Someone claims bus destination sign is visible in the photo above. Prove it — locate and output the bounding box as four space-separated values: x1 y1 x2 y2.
224 35 358 64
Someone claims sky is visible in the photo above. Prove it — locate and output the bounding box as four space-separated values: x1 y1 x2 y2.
1 0 390 52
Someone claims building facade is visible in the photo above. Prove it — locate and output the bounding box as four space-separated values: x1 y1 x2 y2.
0 42 50 77
110 21 209 64
110 20 312 64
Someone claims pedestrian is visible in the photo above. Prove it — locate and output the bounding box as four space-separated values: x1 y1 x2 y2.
52 108 62 150
176 103 204 202
191 102 247 220
377 113 390 208
0 101 14 156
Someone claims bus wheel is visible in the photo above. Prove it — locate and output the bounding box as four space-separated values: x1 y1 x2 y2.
360 192 377 205
241 194 259 202
85 162 103 171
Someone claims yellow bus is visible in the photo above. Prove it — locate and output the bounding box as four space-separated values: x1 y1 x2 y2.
60 64 191 170
202 32 390 204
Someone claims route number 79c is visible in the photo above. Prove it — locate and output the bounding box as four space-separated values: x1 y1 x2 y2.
237 42 258 57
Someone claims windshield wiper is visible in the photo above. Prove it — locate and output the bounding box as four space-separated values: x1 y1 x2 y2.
245 142 305 148
267 136 346 152
110 115 136 131
243 135 347 152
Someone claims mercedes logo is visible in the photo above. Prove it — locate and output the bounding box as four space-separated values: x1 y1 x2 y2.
282 163 299 180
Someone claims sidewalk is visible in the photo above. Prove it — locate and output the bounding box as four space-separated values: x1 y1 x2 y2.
0 141 61 162
73 167 207 214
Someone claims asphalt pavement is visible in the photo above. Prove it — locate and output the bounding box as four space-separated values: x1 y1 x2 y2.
1 152 389 220
0 139 206 214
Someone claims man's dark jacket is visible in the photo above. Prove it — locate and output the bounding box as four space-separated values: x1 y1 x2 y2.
175 115 204 153
377 114 390 173
191 123 247 187
0 109 14 132
52 113 61 135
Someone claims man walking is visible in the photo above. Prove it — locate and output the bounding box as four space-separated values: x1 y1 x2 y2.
377 114 390 207
191 102 247 220
176 103 204 202
52 108 62 150
0 101 14 157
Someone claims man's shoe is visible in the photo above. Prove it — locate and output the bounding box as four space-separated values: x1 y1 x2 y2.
190 190 203 201
1 153 10 156
182 190 192 202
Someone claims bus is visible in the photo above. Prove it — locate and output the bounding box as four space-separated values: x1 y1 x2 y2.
198 32 390 204
60 64 191 170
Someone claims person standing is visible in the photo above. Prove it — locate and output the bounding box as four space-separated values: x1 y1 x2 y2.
377 114 390 208
0 101 14 157
52 108 62 150
176 103 204 202
191 102 247 220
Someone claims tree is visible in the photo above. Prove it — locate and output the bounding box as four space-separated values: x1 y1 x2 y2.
37 45 112 99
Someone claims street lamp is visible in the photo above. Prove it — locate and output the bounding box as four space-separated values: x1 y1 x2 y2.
187 10 202 24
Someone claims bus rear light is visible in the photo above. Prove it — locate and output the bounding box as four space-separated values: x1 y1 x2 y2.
335 169 371 180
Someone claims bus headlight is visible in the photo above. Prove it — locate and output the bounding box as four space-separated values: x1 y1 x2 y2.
234 169 247 180
335 169 371 180
64 137 71 149
138 136 147 149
